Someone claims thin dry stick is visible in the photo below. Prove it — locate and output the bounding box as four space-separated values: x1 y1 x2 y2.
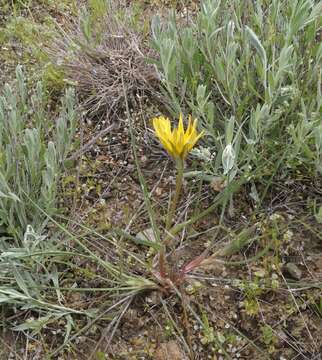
280 273 318 351
181 286 194 360
160 296 191 356
66 124 115 161
71 110 84 215
49 295 133 357
89 296 133 359
0 337 23 360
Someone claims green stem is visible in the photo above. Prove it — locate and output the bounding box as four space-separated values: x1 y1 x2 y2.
166 158 184 231
159 159 184 274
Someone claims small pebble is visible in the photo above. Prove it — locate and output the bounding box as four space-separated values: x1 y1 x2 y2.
283 263 302 280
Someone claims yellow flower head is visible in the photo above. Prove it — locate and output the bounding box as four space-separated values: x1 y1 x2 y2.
152 114 204 160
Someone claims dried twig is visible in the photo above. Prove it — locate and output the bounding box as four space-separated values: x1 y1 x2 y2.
48 4 161 118
67 124 115 161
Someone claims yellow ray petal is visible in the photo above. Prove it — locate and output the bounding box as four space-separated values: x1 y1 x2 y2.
178 113 184 136
152 114 203 160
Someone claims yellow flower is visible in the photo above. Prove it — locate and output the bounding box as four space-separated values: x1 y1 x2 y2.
152 114 204 160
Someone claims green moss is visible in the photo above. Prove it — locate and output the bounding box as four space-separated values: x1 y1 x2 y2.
42 63 66 91
0 0 76 92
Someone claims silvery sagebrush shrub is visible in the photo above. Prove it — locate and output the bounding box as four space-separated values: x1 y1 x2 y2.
151 0 322 181
0 65 76 241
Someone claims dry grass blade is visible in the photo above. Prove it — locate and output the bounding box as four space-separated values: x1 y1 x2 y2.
49 3 160 118
89 296 133 358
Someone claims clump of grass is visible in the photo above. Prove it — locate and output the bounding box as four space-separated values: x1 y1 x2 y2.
0 212 158 357
50 1 160 118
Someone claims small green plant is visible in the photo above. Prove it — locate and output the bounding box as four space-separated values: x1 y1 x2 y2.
79 0 109 44
260 324 278 353
0 66 76 241
164 319 175 338
200 310 215 345
236 279 264 316
151 0 322 189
